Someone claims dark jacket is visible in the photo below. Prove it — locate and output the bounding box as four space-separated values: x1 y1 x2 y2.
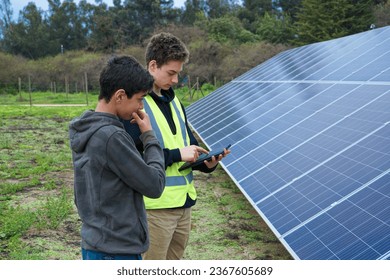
69 110 165 254
121 88 217 208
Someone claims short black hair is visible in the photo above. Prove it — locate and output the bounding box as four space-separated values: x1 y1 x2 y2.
145 32 189 68
99 55 153 102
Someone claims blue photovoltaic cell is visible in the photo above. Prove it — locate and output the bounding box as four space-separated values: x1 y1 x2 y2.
285 174 390 260
185 27 390 259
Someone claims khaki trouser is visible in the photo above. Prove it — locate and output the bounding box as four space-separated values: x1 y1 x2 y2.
143 208 191 260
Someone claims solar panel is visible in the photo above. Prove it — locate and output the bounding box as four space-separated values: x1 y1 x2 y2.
185 26 390 260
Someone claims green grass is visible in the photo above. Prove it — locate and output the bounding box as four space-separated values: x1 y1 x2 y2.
0 103 85 259
0 91 97 105
0 89 292 260
185 170 290 260
0 84 212 107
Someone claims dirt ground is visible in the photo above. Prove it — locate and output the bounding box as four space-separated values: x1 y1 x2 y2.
1 114 291 260
13 167 292 260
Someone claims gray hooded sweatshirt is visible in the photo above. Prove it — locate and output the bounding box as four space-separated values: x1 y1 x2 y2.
69 110 165 255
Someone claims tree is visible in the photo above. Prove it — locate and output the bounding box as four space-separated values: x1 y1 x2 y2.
0 0 12 27
373 0 390 27
47 0 88 54
2 0 94 58
293 0 375 45
86 3 116 51
345 0 375 34
116 0 179 44
160 0 181 24
273 0 302 21
186 40 228 82
218 41 288 82
181 0 207 25
206 0 234 18
237 0 273 32
1 3 50 59
0 51 27 91
255 12 295 44
204 14 259 44
127 0 164 31
0 0 12 44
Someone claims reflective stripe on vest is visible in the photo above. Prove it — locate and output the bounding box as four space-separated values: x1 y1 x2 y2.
143 94 196 209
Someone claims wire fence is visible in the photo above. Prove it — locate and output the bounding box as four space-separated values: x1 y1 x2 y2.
0 91 97 106
0 76 220 107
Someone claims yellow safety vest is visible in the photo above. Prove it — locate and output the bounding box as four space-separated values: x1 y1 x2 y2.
143 94 196 209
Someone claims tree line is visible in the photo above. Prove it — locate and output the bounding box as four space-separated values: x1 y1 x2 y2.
0 0 389 93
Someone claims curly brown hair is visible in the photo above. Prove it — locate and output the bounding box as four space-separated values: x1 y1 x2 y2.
145 32 189 68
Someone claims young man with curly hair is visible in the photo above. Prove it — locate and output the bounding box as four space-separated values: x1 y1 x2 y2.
122 33 229 260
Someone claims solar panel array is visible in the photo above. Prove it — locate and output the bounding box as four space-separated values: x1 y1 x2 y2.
185 26 390 260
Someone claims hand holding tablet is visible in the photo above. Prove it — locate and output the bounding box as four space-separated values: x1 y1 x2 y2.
178 144 231 171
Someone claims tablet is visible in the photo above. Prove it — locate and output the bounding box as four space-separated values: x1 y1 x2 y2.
178 144 231 171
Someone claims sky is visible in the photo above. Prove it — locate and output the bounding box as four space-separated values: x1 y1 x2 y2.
9 0 186 19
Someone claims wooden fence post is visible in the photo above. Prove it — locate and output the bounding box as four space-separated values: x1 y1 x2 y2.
18 77 22 100
84 72 89 106
188 75 192 101
28 75 32 107
65 76 69 99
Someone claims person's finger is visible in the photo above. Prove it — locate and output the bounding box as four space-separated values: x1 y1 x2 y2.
132 112 140 121
136 110 146 119
196 146 209 154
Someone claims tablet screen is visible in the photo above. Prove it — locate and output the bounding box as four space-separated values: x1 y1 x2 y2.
178 144 231 171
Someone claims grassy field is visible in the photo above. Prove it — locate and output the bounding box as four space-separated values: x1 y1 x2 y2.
0 84 208 107
0 90 292 260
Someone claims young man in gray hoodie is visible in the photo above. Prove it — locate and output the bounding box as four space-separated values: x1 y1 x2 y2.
69 55 165 260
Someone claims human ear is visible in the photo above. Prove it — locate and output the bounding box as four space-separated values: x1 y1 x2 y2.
114 89 126 103
148 60 157 72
